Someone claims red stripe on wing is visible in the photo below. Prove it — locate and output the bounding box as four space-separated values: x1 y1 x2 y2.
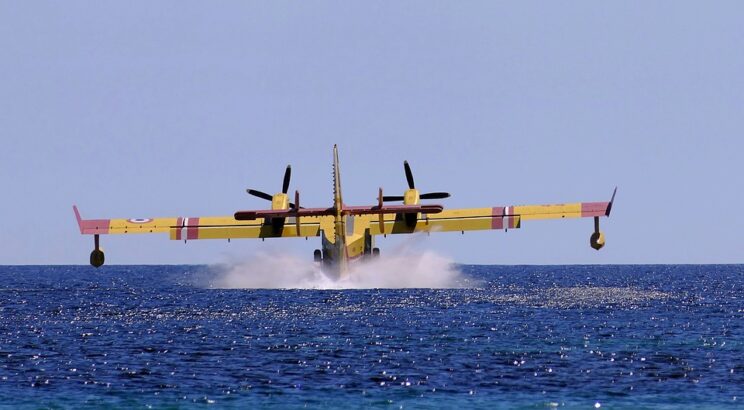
491 207 504 230
186 217 200 240
508 212 518 229
175 217 184 240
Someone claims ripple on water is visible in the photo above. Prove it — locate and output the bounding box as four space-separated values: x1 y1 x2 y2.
0 264 741 408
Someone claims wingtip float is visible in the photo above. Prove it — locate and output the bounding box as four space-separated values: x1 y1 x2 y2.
73 146 616 278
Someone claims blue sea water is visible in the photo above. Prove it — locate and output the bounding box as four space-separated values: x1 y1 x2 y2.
0 265 741 409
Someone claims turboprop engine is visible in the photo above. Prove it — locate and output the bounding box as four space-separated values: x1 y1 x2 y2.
246 165 300 232
382 161 450 227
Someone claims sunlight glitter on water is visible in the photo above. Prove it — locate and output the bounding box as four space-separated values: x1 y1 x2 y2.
0 264 741 408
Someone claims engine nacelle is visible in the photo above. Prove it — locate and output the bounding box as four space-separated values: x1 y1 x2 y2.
271 193 289 210
590 231 605 250
90 249 105 268
403 189 420 205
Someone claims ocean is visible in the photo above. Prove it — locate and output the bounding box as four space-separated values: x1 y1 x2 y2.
0 264 741 408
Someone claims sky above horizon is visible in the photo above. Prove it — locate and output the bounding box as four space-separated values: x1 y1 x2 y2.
1 2 742 265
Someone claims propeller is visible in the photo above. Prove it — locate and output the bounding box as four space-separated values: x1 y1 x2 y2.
404 161 415 189
282 165 291 194
246 165 301 209
294 190 301 234
377 187 385 234
246 189 273 201
382 160 451 202
420 192 450 200
381 195 404 202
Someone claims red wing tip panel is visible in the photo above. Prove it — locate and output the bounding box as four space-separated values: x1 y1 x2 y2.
73 205 111 234
580 202 612 218
580 188 616 218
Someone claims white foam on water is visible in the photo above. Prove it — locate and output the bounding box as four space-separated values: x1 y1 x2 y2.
208 237 470 289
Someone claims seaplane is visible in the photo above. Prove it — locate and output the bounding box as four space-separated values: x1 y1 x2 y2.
74 145 616 279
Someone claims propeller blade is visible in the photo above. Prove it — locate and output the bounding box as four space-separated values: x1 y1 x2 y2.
404 161 415 189
382 196 405 202
247 189 273 201
282 165 292 194
294 190 301 235
378 188 385 234
420 192 451 200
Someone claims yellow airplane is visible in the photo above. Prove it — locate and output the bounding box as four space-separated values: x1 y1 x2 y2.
74 145 616 279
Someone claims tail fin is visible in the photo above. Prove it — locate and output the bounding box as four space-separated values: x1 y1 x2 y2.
331 145 349 277
333 144 343 210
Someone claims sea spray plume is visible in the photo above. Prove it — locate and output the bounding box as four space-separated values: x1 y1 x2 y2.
336 248 465 289
209 239 471 289
209 251 333 289
340 228 478 289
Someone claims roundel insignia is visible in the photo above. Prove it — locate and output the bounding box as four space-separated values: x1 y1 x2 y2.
127 218 153 224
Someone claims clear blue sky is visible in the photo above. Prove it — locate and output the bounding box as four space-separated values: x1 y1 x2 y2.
1 2 742 265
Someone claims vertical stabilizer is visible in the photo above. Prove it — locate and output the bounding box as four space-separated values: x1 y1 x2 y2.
331 145 348 278
333 144 343 210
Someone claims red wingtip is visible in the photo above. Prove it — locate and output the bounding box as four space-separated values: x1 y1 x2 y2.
72 205 84 233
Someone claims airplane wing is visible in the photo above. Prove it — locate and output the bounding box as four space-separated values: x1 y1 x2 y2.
234 204 443 220
367 188 616 235
72 203 445 241
73 206 334 240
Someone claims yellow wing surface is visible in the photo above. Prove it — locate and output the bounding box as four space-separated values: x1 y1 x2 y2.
73 190 614 240
73 206 335 240
365 198 614 236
